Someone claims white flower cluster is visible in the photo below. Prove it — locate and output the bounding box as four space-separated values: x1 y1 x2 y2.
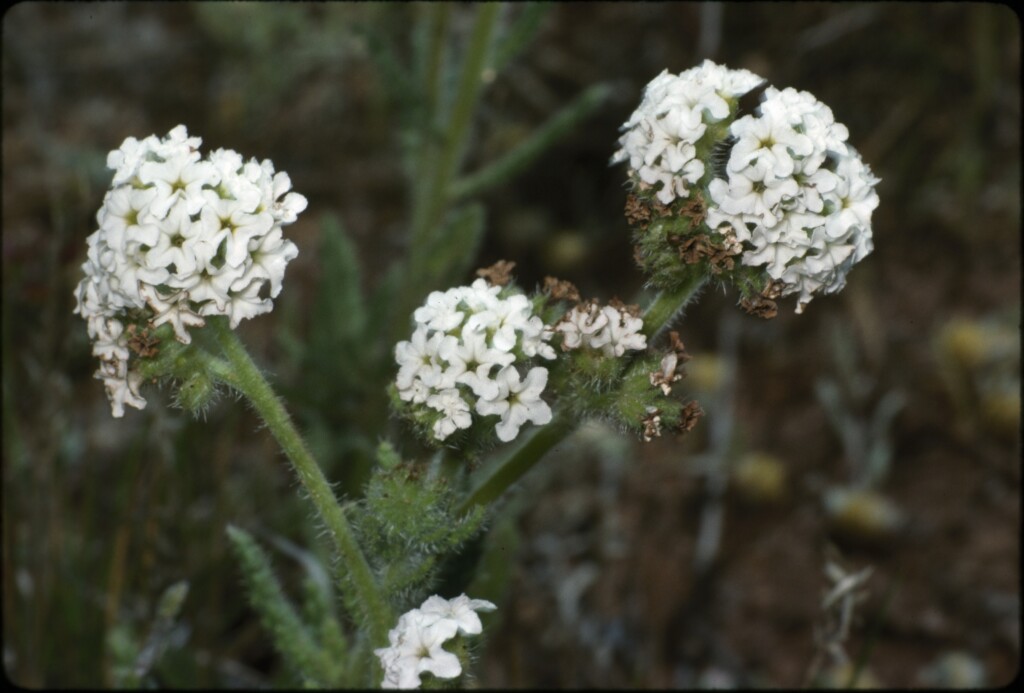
395 279 555 443
555 301 647 357
615 62 879 313
73 125 307 417
374 594 496 689
612 60 766 205
706 86 878 312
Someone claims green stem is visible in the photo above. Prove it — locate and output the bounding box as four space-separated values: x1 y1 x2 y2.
202 318 392 645
421 2 450 127
459 273 708 513
458 411 574 513
640 270 708 341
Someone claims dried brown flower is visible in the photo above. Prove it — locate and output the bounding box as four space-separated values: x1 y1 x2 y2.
543 276 581 303
668 331 692 364
681 196 706 227
642 406 663 442
608 297 641 318
740 281 785 319
476 259 516 286
677 400 703 434
624 193 651 228
125 324 160 358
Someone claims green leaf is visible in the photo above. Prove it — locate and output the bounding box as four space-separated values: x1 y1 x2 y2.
450 83 612 202
315 214 366 345
226 525 326 687
303 214 368 400
491 3 551 73
419 203 486 290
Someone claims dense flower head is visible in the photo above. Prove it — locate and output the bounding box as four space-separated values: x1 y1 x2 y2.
73 125 307 416
394 279 555 443
374 594 496 689
706 86 878 312
615 61 879 314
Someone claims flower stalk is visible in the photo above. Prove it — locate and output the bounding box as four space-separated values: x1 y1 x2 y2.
204 317 392 644
458 272 708 513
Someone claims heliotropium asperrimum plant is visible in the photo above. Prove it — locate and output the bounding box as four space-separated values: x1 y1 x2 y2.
73 57 878 689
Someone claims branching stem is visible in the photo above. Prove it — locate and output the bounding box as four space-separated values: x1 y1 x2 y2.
459 272 708 513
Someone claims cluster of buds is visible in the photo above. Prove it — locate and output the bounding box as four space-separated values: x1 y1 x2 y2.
554 299 647 357
374 594 496 689
73 125 306 416
614 60 878 314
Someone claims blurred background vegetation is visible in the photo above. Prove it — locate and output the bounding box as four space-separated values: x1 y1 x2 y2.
2 2 1019 688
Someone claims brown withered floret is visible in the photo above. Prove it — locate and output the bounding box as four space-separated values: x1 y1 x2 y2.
543 276 581 303
649 352 683 395
740 295 779 319
707 230 742 274
740 280 785 319
125 324 160 358
624 193 651 228
761 280 785 300
607 297 641 318
476 259 516 287
679 234 712 265
668 331 692 364
625 191 673 228
641 407 663 442
679 229 742 274
681 195 706 227
677 400 704 434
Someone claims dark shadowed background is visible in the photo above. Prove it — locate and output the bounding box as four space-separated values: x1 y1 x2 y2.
2 2 1020 688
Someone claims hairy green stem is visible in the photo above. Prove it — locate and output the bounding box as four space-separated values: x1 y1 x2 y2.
459 274 708 513
202 318 392 644
640 270 708 341
458 411 574 513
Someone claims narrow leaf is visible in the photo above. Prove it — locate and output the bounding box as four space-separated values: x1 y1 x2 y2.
226 525 325 686
450 83 611 201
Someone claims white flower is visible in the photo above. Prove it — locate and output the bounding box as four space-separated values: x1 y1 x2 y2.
375 594 496 689
74 125 306 416
419 594 497 636
426 388 473 441
375 611 462 690
476 366 552 443
727 111 813 180
138 153 217 220
440 330 513 400
395 326 447 391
